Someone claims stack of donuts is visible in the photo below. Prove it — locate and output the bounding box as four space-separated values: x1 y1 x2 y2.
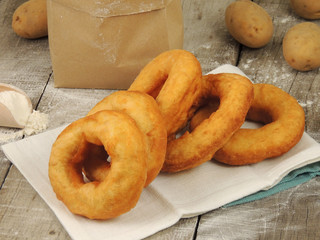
48 49 305 220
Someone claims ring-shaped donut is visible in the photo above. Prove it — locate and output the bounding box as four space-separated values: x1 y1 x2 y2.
82 91 167 187
128 49 203 137
190 83 305 165
162 73 254 172
48 110 147 219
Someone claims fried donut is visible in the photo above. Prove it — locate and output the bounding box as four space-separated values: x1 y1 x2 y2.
162 73 254 172
82 91 167 187
48 110 147 219
128 49 202 137
190 83 305 165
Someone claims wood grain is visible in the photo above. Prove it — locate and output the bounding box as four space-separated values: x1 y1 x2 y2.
0 166 70 240
182 0 239 72
0 0 319 239
197 177 320 240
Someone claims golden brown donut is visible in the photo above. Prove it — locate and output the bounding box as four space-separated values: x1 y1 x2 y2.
83 91 167 187
190 83 305 165
162 73 254 172
128 49 203 138
48 110 148 219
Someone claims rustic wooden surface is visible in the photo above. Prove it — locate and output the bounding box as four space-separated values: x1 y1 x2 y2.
0 0 319 239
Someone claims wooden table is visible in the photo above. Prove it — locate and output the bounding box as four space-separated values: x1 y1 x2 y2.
1 0 319 239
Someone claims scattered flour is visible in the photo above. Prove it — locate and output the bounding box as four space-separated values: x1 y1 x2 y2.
298 100 314 108
280 15 296 24
24 110 49 135
0 110 49 144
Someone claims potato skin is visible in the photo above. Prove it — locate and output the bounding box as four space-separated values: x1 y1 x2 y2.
12 0 47 39
290 0 320 20
283 22 320 71
225 0 273 48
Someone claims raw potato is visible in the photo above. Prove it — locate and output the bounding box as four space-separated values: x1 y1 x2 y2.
225 0 273 48
283 22 320 71
12 0 47 39
290 0 320 20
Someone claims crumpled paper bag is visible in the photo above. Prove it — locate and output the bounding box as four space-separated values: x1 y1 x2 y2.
47 0 184 89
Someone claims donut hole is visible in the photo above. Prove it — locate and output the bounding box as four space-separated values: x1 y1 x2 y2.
78 142 111 182
189 97 274 132
240 107 272 130
150 73 168 98
246 107 273 125
173 124 190 139
240 119 264 129
189 97 220 132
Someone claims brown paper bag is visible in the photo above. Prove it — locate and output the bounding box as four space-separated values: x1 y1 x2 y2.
47 0 184 89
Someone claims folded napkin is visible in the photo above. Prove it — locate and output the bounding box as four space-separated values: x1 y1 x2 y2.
226 161 320 207
2 65 320 240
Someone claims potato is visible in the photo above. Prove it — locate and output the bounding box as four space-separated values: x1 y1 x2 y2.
283 22 320 71
225 0 273 48
12 0 47 39
290 0 320 20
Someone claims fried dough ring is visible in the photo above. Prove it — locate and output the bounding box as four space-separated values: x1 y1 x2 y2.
162 73 254 172
48 110 147 219
128 49 202 137
82 91 167 187
190 83 305 165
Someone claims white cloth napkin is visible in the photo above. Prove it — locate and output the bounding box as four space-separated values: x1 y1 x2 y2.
2 65 320 240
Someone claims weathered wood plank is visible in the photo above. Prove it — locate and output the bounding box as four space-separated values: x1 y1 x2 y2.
144 217 198 240
0 166 70 240
196 177 320 240
182 0 239 73
0 0 52 183
0 152 11 186
0 0 51 99
0 1 66 239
